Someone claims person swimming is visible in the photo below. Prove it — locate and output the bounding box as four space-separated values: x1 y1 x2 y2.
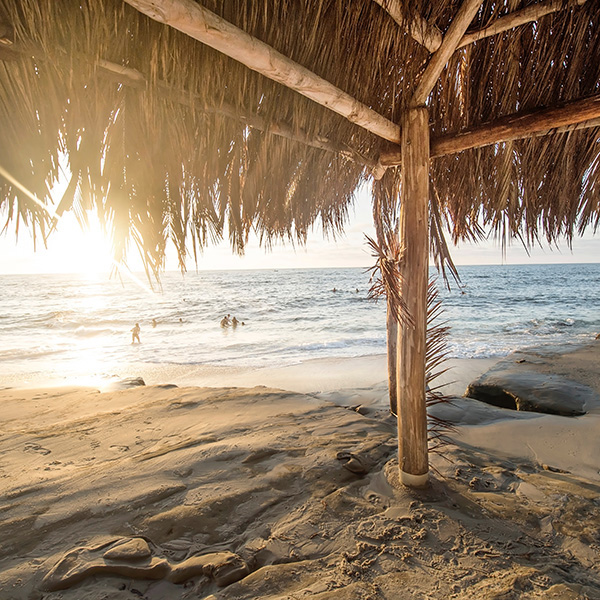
131 322 141 344
220 315 230 327
232 316 239 327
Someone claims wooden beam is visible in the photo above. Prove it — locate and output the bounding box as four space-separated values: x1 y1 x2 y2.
397 106 430 487
96 59 377 169
370 0 442 53
431 94 600 158
4 44 377 169
123 0 401 144
386 300 398 415
458 0 588 49
412 0 482 107
375 94 600 170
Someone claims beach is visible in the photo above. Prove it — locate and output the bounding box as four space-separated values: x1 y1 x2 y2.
1 341 599 599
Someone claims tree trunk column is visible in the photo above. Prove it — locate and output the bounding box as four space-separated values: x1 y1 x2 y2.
386 298 398 416
397 106 430 487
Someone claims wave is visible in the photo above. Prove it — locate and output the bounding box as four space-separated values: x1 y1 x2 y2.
0 346 63 361
1 265 598 379
68 326 121 338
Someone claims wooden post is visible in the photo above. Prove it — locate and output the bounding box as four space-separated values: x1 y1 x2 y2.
386 298 398 415
397 106 430 487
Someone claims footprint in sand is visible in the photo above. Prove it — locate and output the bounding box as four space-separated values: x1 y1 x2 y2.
336 451 370 475
44 461 68 471
109 445 130 453
24 443 51 455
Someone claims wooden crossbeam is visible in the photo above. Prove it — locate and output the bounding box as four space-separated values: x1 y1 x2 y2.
412 0 482 106
375 94 600 173
370 0 442 52
123 0 401 144
458 0 588 49
431 95 600 157
97 59 377 169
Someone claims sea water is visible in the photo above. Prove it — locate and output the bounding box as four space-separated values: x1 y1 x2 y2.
0 263 598 386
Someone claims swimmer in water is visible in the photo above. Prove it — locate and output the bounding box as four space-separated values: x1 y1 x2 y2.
131 322 141 344
220 315 230 327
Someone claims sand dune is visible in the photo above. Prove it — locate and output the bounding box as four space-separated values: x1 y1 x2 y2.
1 343 599 599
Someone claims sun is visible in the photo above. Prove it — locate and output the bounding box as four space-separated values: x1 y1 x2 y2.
49 211 115 278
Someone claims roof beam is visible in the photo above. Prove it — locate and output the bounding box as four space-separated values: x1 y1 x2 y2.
97 59 377 169
457 0 588 49
431 94 600 157
412 0 482 107
370 0 442 53
376 94 600 172
2 42 377 170
123 0 401 144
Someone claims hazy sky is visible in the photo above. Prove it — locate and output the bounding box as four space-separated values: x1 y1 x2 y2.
0 184 598 275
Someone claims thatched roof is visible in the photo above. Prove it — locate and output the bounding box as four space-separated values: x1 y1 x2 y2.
0 0 598 275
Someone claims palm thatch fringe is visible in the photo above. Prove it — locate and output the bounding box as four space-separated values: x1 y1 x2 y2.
0 0 598 274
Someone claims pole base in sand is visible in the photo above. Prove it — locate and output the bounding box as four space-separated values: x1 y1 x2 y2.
399 469 428 488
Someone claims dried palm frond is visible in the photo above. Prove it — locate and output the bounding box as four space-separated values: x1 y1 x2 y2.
429 187 460 290
367 171 411 326
366 233 413 328
425 278 455 456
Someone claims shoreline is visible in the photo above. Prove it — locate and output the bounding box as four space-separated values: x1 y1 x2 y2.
0 351 502 396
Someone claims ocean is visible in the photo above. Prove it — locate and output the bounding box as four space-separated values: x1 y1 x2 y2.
0 263 598 387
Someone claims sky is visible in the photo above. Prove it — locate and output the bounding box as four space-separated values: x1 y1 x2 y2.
0 183 598 275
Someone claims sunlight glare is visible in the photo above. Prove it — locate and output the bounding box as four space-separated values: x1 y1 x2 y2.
52 212 114 278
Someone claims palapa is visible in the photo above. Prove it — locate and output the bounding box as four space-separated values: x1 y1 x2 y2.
0 0 598 483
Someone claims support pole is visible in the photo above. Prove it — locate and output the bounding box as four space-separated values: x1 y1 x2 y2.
386 298 398 415
397 106 430 487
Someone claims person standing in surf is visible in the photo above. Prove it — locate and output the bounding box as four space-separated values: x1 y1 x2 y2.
131 323 141 344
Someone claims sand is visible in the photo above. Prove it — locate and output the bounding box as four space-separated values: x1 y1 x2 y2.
1 343 599 599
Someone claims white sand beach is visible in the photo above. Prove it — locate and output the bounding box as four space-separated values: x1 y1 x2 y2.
1 342 599 599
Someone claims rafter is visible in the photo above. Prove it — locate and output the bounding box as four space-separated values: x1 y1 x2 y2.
375 94 600 174
370 0 442 53
123 0 401 144
96 59 377 169
2 39 377 169
458 0 588 49
412 0 482 107
374 0 587 55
